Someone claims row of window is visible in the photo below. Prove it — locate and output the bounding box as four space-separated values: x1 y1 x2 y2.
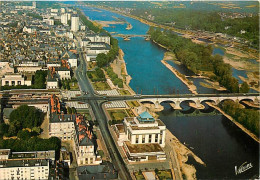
135 134 160 144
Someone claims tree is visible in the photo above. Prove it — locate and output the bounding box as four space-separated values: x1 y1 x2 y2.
8 123 17 137
32 127 41 135
0 123 9 136
67 107 72 114
71 107 77 114
96 68 105 78
9 105 44 134
96 53 108 67
17 130 32 140
240 82 250 93
33 70 47 89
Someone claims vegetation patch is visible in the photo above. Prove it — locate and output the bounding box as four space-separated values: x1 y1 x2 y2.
108 109 129 125
108 109 128 121
148 27 250 93
92 81 111 91
0 137 61 157
104 67 123 88
127 101 140 107
61 77 78 90
220 100 259 136
134 171 145 180
155 169 173 180
87 67 106 82
119 89 131 95
125 109 136 117
0 105 44 137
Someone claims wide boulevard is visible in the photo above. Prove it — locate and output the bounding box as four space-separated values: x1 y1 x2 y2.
75 39 132 180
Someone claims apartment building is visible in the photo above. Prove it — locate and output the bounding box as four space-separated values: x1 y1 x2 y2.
0 149 55 180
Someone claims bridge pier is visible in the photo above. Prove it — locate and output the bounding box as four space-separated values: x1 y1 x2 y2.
173 101 182 110
195 100 205 109
155 101 160 109
216 99 220 105
254 98 259 104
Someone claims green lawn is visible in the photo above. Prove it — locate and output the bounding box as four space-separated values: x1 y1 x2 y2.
156 170 173 180
92 81 111 90
125 109 135 117
127 101 140 107
108 109 128 121
69 82 79 90
119 89 131 95
87 62 97 70
134 172 145 180
87 71 98 80
75 110 91 120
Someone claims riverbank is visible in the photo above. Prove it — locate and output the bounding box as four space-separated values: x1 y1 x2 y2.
162 60 198 95
150 40 197 94
206 102 260 143
166 129 205 180
200 79 227 91
95 20 125 27
110 48 135 95
239 75 260 92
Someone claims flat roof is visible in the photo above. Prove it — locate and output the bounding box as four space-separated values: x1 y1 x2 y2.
61 151 70 161
0 149 10 156
125 142 163 153
0 159 49 168
157 120 165 126
115 124 124 133
131 126 159 130
50 113 76 123
11 150 55 160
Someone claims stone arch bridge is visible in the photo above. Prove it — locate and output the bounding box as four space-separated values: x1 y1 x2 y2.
137 94 259 109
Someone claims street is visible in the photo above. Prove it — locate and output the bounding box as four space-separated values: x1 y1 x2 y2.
75 39 132 180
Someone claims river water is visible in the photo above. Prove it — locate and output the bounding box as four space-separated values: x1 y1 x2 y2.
79 5 259 179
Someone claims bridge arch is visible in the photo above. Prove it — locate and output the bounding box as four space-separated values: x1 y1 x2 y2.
218 98 236 105
160 100 176 104
201 99 217 105
139 100 156 105
179 99 197 109
239 98 254 103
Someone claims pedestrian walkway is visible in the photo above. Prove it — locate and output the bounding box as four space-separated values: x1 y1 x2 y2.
62 91 81 99
66 101 89 109
97 89 119 96
104 101 127 108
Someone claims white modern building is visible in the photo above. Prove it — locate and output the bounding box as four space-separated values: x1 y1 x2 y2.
114 111 166 162
71 15 79 32
0 149 54 180
86 42 110 56
61 14 68 25
85 33 111 45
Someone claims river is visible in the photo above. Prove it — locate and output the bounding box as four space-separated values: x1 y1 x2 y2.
78 4 259 179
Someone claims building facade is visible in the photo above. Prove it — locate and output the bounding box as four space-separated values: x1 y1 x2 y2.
61 14 68 25
48 95 102 166
0 149 54 180
71 16 79 32
114 111 166 162
85 33 110 45
1 73 31 86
